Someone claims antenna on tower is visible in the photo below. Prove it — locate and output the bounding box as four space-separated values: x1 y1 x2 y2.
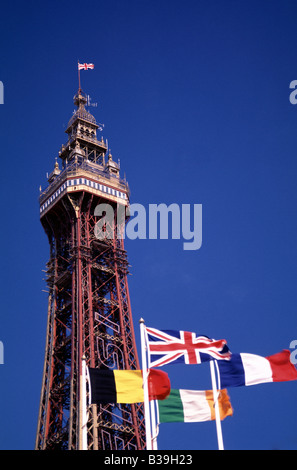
86 94 104 131
86 94 98 108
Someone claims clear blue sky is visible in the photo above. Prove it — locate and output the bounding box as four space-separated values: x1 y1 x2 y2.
0 0 297 450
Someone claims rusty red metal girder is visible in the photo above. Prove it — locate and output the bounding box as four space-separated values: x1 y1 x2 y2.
35 192 145 450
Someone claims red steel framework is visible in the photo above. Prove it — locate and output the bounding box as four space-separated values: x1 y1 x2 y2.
35 89 146 450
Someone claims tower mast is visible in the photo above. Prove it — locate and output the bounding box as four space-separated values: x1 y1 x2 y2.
78 61 81 92
35 87 145 450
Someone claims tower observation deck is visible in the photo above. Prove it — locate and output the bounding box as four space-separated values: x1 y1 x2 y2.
35 89 145 450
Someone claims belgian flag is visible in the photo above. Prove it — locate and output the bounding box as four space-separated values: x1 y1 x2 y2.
88 368 170 404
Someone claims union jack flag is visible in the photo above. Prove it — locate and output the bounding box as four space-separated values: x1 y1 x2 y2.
78 63 95 70
145 327 231 367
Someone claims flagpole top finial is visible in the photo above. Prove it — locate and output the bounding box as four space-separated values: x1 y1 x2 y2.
139 318 145 324
73 89 88 108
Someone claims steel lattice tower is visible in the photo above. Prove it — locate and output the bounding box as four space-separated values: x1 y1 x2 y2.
35 88 146 450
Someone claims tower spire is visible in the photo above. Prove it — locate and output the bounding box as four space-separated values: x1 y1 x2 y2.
58 87 106 166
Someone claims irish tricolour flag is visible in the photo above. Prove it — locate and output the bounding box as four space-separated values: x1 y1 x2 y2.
157 389 233 423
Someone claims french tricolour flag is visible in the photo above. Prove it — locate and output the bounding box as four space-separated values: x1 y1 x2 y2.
217 350 297 388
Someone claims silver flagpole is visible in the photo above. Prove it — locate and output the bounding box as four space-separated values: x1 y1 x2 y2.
80 356 88 450
150 399 158 450
139 318 152 450
210 360 224 450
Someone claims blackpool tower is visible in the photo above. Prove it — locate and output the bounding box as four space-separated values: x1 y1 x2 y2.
35 86 146 450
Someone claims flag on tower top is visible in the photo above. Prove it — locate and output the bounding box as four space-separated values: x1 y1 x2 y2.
78 62 94 70
145 327 231 367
